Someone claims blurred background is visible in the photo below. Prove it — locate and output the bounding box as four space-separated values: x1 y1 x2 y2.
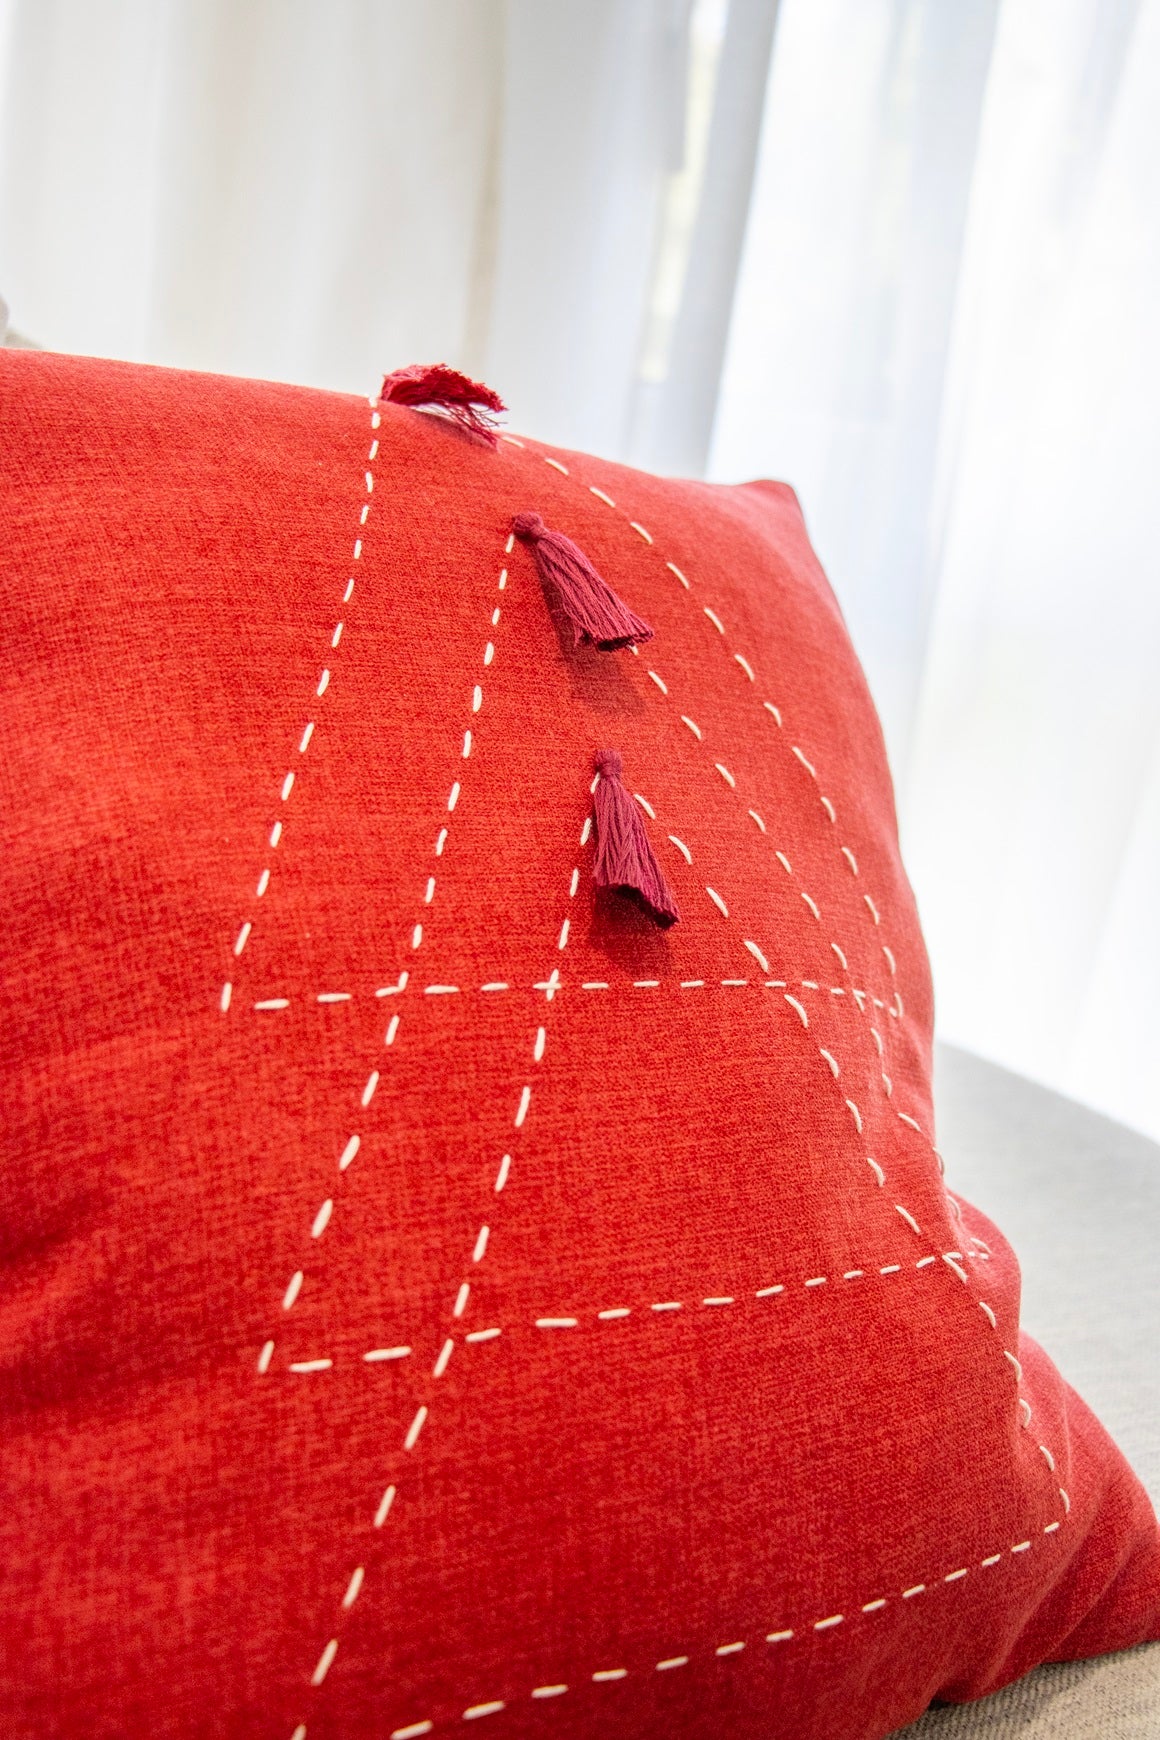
2 0 1157 1142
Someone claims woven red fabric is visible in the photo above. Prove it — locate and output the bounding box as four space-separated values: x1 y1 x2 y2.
1 350 1157 1740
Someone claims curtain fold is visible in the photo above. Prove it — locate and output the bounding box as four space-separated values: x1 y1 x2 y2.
0 1 510 385
477 0 692 455
902 0 1160 1138
627 0 781 475
0 0 691 447
712 0 1160 1141
709 0 1002 769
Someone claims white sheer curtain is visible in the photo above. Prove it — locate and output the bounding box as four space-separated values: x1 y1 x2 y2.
713 0 1160 1141
0 0 709 456
0 2 506 389
2 0 1157 1139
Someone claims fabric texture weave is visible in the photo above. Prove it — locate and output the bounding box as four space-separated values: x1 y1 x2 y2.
1 350 1158 1740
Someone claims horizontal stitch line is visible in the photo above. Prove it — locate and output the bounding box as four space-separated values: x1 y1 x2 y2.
278 1257 948 1371
367 1513 1059 1734
243 976 884 1007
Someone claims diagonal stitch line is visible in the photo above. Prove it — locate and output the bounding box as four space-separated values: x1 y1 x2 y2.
535 466 918 1113
219 395 381 1015
249 972 913 1213
889 1118 1067 1514
258 524 518 1342
521 441 1065 1527
250 469 559 1733
516 448 942 1248
622 670 900 1019
280 477 609 1717
624 682 899 1019
279 501 552 1712
573 739 916 1228
529 450 904 1017
259 1248 997 1375
522 449 1056 1427
601 776 900 1120
289 839 586 1722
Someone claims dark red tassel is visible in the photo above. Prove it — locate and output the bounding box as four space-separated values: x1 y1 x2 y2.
380 364 506 447
593 749 679 928
513 513 654 651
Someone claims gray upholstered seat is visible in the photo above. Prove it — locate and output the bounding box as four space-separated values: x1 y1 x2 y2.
894 1046 1160 1737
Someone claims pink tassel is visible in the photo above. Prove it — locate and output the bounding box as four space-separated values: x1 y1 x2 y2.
593 750 680 928
380 364 506 447
513 513 654 651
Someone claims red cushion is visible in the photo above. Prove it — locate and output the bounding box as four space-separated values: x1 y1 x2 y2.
2 349 1157 1740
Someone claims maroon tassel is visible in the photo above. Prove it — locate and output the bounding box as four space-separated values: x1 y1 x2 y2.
380 364 506 447
513 512 654 651
593 749 679 928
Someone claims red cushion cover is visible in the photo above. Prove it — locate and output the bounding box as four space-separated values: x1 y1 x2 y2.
2 349 1158 1740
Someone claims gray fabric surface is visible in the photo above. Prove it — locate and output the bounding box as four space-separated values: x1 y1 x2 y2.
932 1044 1159 1508
893 1045 1160 1737
901 1645 1160 1738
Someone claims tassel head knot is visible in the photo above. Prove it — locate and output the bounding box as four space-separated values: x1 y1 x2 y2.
512 511 546 541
